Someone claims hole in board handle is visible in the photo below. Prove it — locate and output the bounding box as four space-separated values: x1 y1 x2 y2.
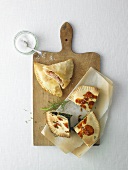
65 39 68 41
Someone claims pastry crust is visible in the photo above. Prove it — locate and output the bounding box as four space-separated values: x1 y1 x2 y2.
34 62 62 97
46 111 71 138
68 86 100 111
74 111 100 147
43 59 74 89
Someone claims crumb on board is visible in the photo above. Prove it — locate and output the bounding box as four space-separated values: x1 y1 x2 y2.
35 57 40 61
42 52 46 58
39 125 44 130
35 54 40 59
50 55 54 61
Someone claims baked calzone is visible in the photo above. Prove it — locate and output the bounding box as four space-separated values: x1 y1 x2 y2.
46 111 72 138
68 86 100 111
74 111 100 146
43 59 74 89
34 62 62 97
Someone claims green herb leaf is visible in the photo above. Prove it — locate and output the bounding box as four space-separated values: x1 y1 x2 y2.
40 100 69 112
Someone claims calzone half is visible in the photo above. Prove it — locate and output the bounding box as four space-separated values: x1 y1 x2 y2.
46 111 72 138
43 59 74 89
68 86 100 111
34 62 62 97
74 111 100 146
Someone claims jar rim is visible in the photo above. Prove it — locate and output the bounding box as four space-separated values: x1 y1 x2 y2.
14 30 38 55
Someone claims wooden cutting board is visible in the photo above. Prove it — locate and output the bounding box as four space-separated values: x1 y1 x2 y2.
33 22 100 146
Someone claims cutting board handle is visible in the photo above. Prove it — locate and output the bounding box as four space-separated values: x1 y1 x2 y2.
60 22 73 51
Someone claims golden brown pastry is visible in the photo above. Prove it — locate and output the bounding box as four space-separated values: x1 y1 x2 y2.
68 86 100 111
43 59 74 89
34 62 62 97
46 111 72 138
74 111 100 146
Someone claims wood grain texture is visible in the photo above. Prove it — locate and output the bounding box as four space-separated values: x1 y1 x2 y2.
33 22 100 146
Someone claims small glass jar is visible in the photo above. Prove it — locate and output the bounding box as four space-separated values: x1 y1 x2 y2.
14 31 38 55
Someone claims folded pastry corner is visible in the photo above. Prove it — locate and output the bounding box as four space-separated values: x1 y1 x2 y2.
34 62 62 97
74 111 100 147
43 59 74 89
68 86 100 111
46 111 72 138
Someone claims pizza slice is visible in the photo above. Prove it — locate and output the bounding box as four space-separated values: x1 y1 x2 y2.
43 59 74 89
74 111 100 146
34 62 62 97
46 111 72 138
68 86 100 111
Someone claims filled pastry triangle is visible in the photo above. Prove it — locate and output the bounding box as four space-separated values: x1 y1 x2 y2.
43 59 74 89
46 111 72 138
74 111 100 146
68 86 100 111
34 62 62 97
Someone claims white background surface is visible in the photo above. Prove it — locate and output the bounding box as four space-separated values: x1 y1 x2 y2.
0 0 128 170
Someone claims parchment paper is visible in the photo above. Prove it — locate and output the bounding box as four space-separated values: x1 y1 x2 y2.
72 69 113 157
41 67 113 157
